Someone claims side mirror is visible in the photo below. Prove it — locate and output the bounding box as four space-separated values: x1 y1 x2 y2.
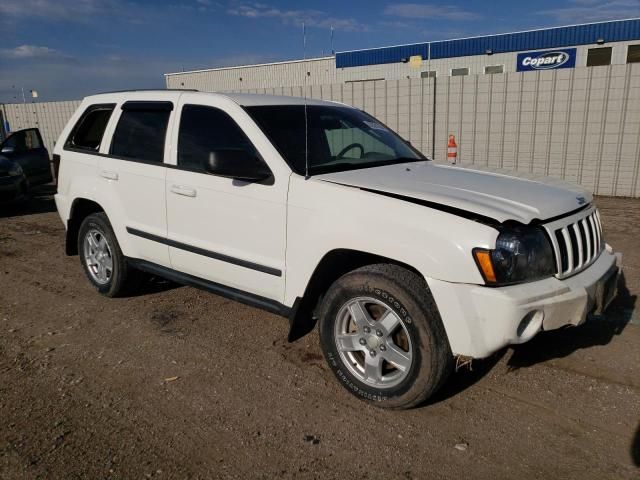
205 149 272 182
1 146 15 154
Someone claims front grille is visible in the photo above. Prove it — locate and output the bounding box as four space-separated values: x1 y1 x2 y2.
543 207 603 279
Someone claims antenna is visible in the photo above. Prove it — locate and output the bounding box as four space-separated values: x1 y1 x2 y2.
303 22 309 179
330 26 334 54
427 41 432 159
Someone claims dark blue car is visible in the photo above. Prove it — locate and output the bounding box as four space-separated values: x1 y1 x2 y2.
0 128 52 202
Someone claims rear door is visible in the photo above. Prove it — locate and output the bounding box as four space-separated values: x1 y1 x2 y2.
0 128 52 185
97 98 177 267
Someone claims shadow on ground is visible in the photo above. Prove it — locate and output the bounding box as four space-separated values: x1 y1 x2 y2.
633 423 640 467
427 349 507 405
130 275 182 297
507 271 635 370
0 184 57 218
428 271 636 405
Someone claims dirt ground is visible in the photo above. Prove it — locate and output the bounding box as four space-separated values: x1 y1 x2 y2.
1 187 638 479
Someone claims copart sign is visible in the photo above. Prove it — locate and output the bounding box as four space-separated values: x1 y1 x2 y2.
517 48 576 72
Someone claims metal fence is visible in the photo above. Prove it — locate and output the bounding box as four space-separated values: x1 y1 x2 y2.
1 100 81 157
231 63 640 197
2 62 639 197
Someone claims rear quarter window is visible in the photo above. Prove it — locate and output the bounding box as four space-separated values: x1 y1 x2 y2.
65 104 115 151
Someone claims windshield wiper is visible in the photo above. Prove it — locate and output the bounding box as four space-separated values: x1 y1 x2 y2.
310 162 360 173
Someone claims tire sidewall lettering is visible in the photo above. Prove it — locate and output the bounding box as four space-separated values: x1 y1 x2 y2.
322 280 420 402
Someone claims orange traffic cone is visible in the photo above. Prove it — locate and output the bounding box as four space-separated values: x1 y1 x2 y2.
447 134 457 164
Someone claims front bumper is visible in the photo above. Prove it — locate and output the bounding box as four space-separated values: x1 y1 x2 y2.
428 246 620 358
0 175 27 202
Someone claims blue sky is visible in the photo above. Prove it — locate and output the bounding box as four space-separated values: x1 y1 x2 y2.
1 0 638 102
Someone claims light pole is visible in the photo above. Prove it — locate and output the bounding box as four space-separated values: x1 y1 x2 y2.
30 90 40 130
9 86 40 129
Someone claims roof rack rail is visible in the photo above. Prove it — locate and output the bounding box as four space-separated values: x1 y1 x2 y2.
96 88 199 95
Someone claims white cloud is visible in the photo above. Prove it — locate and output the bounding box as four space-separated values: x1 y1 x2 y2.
193 0 223 12
0 53 174 102
0 45 69 60
0 0 156 25
383 3 481 21
0 0 113 19
540 0 640 23
106 53 125 62
0 50 287 102
227 2 369 31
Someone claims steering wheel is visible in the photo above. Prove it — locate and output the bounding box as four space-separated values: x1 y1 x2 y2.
336 143 364 159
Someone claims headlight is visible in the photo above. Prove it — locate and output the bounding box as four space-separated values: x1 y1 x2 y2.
8 163 23 176
473 226 555 285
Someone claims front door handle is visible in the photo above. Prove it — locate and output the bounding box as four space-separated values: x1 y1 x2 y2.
100 170 118 181
170 184 197 197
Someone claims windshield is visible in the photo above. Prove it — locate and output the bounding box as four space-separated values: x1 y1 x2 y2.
245 105 426 176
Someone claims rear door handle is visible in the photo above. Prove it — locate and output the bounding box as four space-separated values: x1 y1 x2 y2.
170 184 197 197
100 170 118 181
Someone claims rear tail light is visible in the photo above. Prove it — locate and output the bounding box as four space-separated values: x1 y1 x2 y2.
52 154 60 191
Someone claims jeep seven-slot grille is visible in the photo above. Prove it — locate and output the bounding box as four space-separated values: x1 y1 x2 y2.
545 208 603 279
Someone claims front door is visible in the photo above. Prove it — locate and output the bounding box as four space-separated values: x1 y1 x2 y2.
0 128 52 185
165 97 288 301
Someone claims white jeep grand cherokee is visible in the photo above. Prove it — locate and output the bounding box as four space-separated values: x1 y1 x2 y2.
54 90 620 409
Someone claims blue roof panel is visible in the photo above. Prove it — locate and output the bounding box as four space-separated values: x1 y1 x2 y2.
336 19 640 68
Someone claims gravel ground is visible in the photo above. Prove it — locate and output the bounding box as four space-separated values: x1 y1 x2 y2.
1 187 638 479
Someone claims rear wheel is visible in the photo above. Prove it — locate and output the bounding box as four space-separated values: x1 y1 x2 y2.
318 264 453 409
78 213 140 297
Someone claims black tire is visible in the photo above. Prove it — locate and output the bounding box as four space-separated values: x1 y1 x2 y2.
77 212 140 297
318 264 453 409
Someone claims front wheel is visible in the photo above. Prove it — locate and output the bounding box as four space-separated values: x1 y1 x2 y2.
318 264 453 409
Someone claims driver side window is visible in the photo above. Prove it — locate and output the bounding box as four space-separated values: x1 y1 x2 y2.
178 105 258 171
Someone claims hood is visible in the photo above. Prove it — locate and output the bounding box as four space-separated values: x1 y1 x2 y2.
316 161 592 224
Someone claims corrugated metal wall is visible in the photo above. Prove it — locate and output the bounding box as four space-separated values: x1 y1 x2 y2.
433 63 640 197
2 64 639 197
232 63 640 197
335 41 634 80
165 57 335 92
1 100 80 156
336 18 640 67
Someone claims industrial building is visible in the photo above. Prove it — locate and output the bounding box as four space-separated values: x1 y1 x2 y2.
165 18 640 91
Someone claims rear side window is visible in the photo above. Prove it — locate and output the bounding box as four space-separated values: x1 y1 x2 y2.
110 102 172 163
177 104 258 170
66 104 115 151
